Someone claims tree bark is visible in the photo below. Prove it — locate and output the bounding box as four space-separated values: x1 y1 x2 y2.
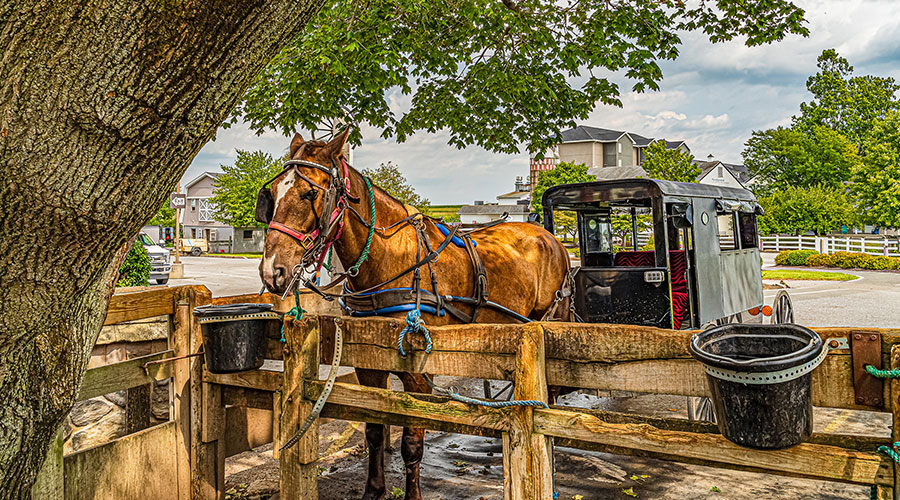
0 0 323 496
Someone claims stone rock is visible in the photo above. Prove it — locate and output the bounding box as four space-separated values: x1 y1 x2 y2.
105 390 127 407
70 398 112 426
70 411 125 451
63 418 73 441
151 383 170 420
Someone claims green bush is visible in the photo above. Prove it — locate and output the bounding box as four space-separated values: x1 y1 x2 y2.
117 243 151 287
805 253 833 267
862 256 894 270
788 249 819 266
774 250 792 266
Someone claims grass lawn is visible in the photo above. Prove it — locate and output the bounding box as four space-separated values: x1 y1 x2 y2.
214 252 263 258
424 205 462 221
762 269 857 281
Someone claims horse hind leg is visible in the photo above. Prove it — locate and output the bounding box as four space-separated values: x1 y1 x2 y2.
396 372 431 500
356 368 390 500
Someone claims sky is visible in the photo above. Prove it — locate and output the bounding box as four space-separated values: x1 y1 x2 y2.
182 0 900 205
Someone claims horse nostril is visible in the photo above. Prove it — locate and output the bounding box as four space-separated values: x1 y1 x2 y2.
274 267 285 279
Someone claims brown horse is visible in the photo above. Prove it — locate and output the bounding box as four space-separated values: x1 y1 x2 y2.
260 130 570 500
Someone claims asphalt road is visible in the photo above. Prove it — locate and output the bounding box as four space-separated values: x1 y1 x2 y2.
169 254 900 499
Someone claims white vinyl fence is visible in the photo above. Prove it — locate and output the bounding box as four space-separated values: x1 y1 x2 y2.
760 234 900 257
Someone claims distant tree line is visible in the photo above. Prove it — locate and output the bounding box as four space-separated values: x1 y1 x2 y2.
743 49 900 234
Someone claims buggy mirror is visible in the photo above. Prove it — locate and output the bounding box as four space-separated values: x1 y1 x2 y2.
669 203 693 229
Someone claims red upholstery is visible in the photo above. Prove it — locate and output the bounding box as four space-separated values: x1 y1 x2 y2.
614 250 689 329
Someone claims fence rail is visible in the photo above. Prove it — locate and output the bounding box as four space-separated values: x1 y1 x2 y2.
38 286 900 500
761 234 900 257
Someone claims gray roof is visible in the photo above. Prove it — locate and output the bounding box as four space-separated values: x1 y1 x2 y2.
588 165 648 180
559 125 686 151
458 204 530 215
696 161 753 185
542 178 757 208
559 125 625 143
184 171 220 190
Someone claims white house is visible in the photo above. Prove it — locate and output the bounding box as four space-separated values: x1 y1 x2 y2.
457 202 531 224
695 158 754 190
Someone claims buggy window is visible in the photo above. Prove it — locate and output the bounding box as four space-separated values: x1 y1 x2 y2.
717 213 736 250
738 213 758 248
583 214 612 253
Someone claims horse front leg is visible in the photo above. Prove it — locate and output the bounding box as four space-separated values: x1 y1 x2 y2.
396 372 432 500
356 368 390 500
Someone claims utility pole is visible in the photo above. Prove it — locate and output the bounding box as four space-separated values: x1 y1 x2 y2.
170 182 184 279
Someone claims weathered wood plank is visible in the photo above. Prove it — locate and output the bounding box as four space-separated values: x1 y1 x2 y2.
202 369 283 392
280 315 320 500
63 422 177 500
124 384 151 435
172 295 192 500
222 386 276 410
891 344 900 499
31 427 63 500
305 380 510 431
318 403 502 439
78 350 173 401
104 286 178 325
534 408 893 486
503 324 553 500
223 407 274 458
187 287 221 500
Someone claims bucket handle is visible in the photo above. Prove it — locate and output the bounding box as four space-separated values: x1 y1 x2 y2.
694 336 821 367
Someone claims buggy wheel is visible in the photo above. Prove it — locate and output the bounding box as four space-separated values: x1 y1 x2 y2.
771 290 794 324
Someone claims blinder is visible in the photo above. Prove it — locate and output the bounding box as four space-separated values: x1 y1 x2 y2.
255 187 275 224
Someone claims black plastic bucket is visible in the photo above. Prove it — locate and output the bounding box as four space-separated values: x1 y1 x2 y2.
689 324 826 449
194 303 280 374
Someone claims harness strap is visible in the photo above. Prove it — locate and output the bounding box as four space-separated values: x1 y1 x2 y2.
462 234 488 323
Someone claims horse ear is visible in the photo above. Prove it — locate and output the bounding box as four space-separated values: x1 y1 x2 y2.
323 127 351 159
288 132 305 159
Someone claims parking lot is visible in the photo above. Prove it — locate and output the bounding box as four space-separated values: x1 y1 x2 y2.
169 254 900 499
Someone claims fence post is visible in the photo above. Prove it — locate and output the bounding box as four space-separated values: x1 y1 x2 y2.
280 315 320 500
888 344 900 500
503 323 553 500
30 427 63 500
173 293 193 500
775 234 780 251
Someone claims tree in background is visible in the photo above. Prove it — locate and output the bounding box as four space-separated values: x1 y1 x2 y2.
0 0 809 489
757 185 857 235
147 202 176 228
362 162 430 209
237 0 807 155
211 150 284 228
742 125 859 193
794 49 900 149
641 141 699 182
530 161 594 242
853 112 900 228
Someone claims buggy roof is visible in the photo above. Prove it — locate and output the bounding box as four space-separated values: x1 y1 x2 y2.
542 178 756 209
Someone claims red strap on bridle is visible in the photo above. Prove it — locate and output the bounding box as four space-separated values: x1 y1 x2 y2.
269 221 318 244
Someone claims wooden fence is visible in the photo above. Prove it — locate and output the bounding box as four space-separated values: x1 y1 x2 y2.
35 285 900 500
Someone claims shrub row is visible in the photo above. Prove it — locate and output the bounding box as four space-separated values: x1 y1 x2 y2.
774 249 900 270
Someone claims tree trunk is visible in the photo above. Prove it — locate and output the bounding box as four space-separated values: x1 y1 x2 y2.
0 0 323 496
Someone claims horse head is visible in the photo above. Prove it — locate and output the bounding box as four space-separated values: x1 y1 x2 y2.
259 129 350 294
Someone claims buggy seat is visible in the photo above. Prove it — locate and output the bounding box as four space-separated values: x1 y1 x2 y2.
613 250 688 329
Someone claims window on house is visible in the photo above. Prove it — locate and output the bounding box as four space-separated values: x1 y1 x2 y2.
198 198 214 222
618 159 622 167
717 165 724 178
190 199 196 211
191 228 197 238
243 230 253 240
617 142 622 153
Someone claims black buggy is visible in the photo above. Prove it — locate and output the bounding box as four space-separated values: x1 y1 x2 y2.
542 178 793 330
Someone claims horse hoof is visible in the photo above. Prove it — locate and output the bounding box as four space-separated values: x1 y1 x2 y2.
360 491 387 500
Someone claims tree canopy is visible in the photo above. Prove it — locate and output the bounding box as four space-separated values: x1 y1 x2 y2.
211 150 284 228
148 202 176 227
757 185 857 235
530 161 594 241
641 141 699 182
235 0 807 154
794 49 900 148
362 162 430 209
742 125 859 192
854 111 900 228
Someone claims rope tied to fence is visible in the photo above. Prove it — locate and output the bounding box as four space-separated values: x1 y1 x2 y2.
396 308 432 357
865 365 900 379
397 309 548 409
281 290 306 343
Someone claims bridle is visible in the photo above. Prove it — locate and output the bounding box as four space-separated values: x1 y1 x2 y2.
255 157 361 280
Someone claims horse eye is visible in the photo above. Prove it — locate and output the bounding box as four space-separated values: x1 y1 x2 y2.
302 189 318 201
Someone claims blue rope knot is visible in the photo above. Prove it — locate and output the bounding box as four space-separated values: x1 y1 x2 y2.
280 291 305 343
397 309 432 357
